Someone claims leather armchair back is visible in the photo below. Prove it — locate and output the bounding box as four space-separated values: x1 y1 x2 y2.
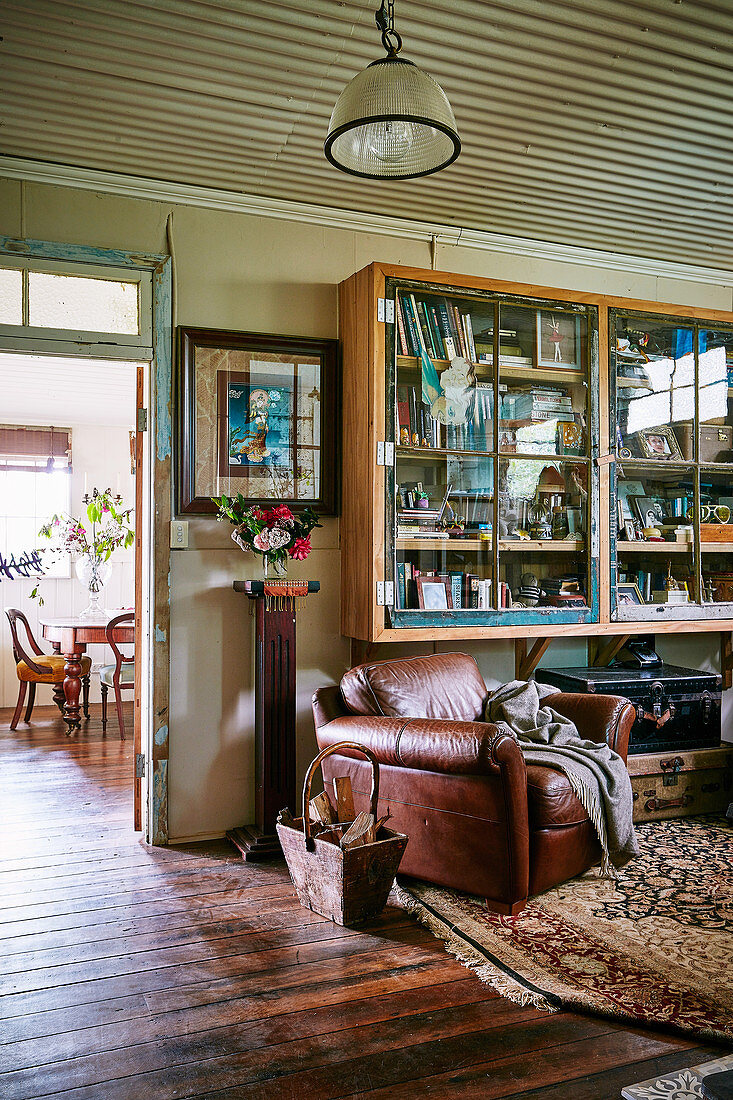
340 652 488 722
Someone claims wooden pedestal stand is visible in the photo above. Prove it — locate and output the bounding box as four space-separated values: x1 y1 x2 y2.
227 579 320 861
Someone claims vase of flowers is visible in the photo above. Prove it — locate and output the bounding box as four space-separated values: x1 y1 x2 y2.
212 494 321 576
36 488 135 619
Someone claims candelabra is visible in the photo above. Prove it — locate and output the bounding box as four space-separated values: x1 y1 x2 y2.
82 486 123 507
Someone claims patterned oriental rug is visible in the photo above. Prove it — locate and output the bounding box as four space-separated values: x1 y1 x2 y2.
393 815 733 1042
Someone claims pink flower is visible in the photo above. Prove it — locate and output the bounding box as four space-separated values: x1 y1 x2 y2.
266 504 294 528
253 530 270 551
289 536 311 560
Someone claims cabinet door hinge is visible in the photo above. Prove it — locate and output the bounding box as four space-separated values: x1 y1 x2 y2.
376 441 395 466
137 408 148 432
377 298 395 324
377 581 394 606
135 753 146 778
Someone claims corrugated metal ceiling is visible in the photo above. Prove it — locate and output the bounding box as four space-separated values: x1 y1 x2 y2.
1 0 733 266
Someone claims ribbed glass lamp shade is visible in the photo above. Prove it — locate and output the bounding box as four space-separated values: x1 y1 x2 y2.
325 56 460 179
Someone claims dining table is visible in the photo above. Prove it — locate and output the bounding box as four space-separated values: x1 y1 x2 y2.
40 614 135 733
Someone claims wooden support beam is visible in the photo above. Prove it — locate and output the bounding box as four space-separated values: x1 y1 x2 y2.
517 637 552 681
593 634 631 668
514 638 527 680
721 632 733 690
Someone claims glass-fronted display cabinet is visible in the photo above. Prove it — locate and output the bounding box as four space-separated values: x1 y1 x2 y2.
611 309 733 620
388 278 598 626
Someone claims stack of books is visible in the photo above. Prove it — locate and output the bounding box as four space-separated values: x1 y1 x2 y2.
502 386 575 423
542 577 587 607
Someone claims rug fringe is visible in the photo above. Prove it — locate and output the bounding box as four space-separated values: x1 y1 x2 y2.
391 883 558 1014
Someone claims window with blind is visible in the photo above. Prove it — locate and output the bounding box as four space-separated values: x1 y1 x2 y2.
0 426 72 581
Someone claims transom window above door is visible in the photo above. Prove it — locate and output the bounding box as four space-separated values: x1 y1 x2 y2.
0 258 152 358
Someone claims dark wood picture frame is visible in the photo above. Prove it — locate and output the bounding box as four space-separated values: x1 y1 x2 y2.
177 327 339 515
416 576 453 610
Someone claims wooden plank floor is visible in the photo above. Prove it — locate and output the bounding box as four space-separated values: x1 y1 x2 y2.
0 705 727 1099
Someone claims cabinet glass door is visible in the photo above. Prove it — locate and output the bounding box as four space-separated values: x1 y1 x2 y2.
391 281 596 623
612 312 733 618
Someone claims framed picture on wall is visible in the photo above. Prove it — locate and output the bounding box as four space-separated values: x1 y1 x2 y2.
177 327 339 514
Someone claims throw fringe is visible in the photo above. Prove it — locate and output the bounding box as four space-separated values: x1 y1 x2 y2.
391 883 558 1014
561 768 618 879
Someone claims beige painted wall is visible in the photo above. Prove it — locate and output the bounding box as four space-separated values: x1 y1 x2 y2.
2 177 731 841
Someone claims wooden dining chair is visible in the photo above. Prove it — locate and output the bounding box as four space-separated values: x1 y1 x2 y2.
5 609 91 731
100 612 134 740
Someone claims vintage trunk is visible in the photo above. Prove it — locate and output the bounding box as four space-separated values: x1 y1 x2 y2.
535 663 722 754
627 745 733 822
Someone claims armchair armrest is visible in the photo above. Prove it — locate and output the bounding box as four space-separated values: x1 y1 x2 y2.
544 692 635 760
314 714 525 777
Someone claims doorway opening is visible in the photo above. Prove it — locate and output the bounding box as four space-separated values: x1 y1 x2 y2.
0 239 171 843
0 352 148 830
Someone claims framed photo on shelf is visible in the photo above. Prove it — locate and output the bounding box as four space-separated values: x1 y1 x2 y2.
416 576 453 610
630 495 665 529
617 582 645 606
177 327 339 514
635 425 683 460
536 310 581 369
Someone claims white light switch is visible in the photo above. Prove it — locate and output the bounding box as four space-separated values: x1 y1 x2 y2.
170 520 188 548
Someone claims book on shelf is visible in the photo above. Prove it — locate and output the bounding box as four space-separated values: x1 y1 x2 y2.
463 313 477 362
397 528 450 539
400 295 422 358
395 297 409 357
531 408 576 423
450 571 463 610
476 578 492 609
396 385 411 446
416 300 438 359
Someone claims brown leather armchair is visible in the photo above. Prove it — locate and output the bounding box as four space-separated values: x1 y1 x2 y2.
312 652 635 915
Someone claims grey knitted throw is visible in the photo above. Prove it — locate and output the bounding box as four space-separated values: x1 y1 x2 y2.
486 680 639 875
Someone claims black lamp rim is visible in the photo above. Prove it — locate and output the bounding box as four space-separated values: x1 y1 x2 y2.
323 140 460 181
324 115 461 180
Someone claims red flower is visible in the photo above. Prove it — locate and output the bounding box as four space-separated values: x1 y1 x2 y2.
266 504 294 528
288 536 311 560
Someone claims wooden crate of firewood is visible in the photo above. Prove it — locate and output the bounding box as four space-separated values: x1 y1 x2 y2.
276 741 408 926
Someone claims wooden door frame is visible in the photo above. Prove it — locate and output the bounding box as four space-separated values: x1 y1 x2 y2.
0 235 172 845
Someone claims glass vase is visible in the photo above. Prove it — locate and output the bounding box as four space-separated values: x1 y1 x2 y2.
261 553 287 581
75 554 112 620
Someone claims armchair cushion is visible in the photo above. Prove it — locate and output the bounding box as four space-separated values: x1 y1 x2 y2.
340 652 488 722
526 765 588 828
17 654 92 683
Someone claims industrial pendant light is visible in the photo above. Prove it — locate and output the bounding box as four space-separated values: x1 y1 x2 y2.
325 0 460 180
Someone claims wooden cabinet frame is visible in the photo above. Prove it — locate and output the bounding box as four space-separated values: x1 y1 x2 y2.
339 261 733 644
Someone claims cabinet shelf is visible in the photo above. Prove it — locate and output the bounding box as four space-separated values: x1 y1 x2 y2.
397 445 588 463
396 355 584 384
618 541 693 553
616 541 733 554
396 537 585 552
